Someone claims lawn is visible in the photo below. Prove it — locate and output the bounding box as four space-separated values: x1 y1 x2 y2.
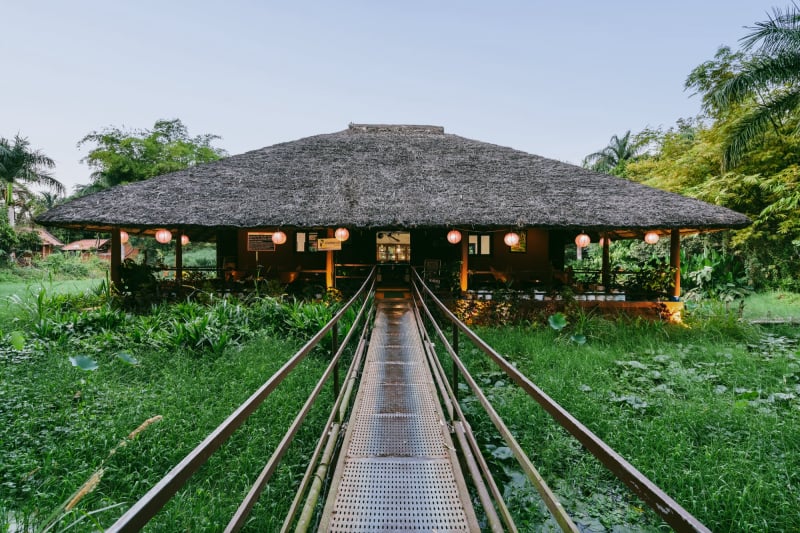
742 290 800 320
1 286 799 531
458 307 800 531
0 286 342 531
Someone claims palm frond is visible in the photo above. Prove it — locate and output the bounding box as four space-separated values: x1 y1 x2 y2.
723 88 800 168
713 52 800 108
742 4 800 55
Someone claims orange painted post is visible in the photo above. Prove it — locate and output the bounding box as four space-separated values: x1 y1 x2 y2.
326 228 335 290
670 229 680 300
110 228 122 288
460 235 469 293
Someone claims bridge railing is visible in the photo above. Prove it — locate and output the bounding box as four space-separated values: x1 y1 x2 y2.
107 268 376 532
411 268 710 533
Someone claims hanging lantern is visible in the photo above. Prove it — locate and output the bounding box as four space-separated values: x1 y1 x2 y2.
503 231 520 247
644 231 660 244
598 237 611 247
334 227 350 242
181 235 190 246
119 230 129 244
271 230 287 245
575 233 591 248
447 229 462 244
155 229 172 244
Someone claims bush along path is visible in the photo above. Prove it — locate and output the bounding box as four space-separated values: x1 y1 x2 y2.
0 286 351 531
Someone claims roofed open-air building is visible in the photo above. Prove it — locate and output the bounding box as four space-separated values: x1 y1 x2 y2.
37 124 749 315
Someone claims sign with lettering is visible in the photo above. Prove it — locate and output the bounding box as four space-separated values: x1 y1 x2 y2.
247 232 275 252
316 238 342 251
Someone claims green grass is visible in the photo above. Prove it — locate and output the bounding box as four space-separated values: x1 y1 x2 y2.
0 285 346 531
456 310 800 531
742 290 800 320
0 279 101 323
3 288 799 531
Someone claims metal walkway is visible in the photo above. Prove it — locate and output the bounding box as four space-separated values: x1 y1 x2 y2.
318 298 480 531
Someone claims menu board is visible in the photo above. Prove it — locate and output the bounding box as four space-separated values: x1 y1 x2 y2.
247 232 275 252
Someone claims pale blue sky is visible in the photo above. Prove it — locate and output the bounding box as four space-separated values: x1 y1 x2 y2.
2 1 775 192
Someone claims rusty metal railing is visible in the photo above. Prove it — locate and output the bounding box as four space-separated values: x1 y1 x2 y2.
411 268 711 533
107 268 376 532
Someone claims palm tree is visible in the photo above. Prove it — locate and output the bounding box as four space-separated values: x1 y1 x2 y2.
0 135 63 226
712 4 800 168
582 130 644 175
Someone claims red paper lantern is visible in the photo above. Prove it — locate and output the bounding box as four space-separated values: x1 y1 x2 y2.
155 229 172 244
334 227 350 242
504 232 520 247
271 230 287 245
447 229 462 244
574 233 591 248
644 231 660 244
181 235 190 246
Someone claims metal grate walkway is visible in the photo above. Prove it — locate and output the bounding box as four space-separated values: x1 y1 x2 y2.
319 299 479 532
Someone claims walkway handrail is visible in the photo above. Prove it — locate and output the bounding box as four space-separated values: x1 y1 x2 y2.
412 268 710 533
108 268 376 532
412 278 577 532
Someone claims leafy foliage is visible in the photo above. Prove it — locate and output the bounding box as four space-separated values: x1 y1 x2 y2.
0 135 63 226
77 119 227 193
582 130 647 176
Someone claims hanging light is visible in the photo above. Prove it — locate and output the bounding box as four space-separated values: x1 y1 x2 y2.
155 229 172 244
334 227 350 242
119 230 129 244
644 231 660 244
575 233 591 248
599 237 611 247
181 235 190 246
447 229 462 244
504 231 520 247
271 230 287 245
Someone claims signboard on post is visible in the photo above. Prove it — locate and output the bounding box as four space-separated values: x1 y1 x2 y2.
317 238 342 251
247 232 275 252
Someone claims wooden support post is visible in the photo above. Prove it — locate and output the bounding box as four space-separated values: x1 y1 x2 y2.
175 233 183 285
601 236 611 289
670 229 680 300
460 235 469 293
325 228 335 290
110 228 122 289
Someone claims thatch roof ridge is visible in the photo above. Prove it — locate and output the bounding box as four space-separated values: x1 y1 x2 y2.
37 124 750 233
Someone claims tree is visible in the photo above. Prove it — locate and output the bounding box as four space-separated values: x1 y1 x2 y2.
700 5 800 168
0 135 63 226
582 130 646 175
77 119 227 193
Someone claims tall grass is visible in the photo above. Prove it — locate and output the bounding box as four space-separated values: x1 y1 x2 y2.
0 287 346 530
458 308 800 531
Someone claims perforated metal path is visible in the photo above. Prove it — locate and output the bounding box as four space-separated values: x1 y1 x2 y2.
319 299 478 532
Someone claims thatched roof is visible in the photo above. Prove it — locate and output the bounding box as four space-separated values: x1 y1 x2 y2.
18 226 64 247
38 124 749 237
62 238 109 251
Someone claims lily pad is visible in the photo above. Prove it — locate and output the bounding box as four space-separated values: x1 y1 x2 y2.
570 333 587 345
548 313 567 331
9 331 25 351
116 352 139 365
69 355 99 371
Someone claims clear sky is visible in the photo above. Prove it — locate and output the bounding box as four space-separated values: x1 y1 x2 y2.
2 1 775 193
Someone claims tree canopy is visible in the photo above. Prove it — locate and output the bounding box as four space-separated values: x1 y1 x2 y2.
0 135 63 226
689 5 800 169
77 119 227 195
582 130 646 176
584 5 800 290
